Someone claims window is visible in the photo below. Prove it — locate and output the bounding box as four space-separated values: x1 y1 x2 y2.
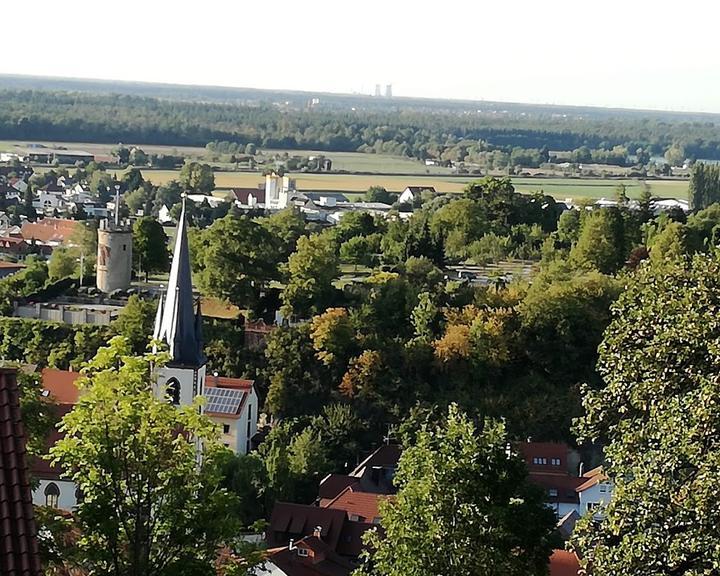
223 424 230 434
599 484 607 493
587 502 597 512
297 548 308 558
166 378 181 405
45 482 60 508
123 244 127 251
548 489 558 497
551 458 561 466
532 457 548 465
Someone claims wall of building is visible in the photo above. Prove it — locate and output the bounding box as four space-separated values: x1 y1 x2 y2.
14 303 117 325
156 364 207 408
33 478 77 510
96 228 132 293
579 481 614 515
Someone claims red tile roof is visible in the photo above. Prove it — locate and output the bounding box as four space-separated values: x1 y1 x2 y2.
29 404 73 480
204 375 254 390
20 218 80 245
322 487 390 523
0 368 42 576
576 467 608 493
0 261 25 269
549 550 581 576
41 369 81 405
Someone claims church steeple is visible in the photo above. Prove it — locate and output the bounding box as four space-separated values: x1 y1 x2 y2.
153 198 204 367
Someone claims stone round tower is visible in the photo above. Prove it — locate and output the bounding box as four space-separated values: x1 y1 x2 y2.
96 189 132 293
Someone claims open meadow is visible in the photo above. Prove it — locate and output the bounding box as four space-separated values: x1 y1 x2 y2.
113 168 688 201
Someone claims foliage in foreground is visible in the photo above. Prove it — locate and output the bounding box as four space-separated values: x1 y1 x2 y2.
358 404 557 576
572 253 720 575
50 337 243 576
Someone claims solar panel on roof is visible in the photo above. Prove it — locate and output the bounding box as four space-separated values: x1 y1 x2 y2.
204 387 245 414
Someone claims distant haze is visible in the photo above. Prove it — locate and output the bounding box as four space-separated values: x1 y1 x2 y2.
5 0 720 113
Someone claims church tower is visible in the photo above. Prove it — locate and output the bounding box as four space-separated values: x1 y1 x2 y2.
152 198 206 408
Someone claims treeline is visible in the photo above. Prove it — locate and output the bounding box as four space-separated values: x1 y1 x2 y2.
2 89 720 161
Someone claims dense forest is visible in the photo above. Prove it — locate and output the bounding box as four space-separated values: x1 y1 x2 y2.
3 88 720 161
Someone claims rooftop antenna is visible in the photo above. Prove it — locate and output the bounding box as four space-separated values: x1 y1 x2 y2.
114 184 121 227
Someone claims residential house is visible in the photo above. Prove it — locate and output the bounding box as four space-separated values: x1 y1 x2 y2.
517 442 584 518
0 261 25 278
0 368 42 576
398 185 436 205
231 186 266 209
576 466 613 515
20 217 81 251
0 236 30 258
205 374 259 454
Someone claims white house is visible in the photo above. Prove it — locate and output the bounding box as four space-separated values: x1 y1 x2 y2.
398 185 436 205
576 467 614 515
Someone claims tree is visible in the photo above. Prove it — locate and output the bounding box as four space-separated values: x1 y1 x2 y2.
570 208 627 273
358 404 557 576
365 186 393 204
688 162 720 211
112 295 157 354
48 246 78 279
122 167 145 192
664 141 686 167
281 232 339 318
50 337 241 576
194 213 279 311
132 217 169 281
258 207 306 260
180 162 215 193
572 253 720 576
310 307 356 370
18 371 57 462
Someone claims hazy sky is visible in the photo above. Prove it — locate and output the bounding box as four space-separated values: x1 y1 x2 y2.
4 0 719 112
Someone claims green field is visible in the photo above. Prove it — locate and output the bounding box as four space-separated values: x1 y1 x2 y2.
113 168 688 201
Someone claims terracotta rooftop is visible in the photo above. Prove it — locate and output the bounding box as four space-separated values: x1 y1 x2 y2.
576 467 608 493
549 550 581 576
204 375 254 390
20 218 80 245
0 368 42 576
41 368 81 405
529 473 584 504
323 486 390 523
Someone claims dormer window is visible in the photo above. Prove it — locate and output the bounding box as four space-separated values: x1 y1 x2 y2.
297 548 308 557
551 458 561 466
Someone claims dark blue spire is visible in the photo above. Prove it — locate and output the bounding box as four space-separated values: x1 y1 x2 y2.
153 198 205 366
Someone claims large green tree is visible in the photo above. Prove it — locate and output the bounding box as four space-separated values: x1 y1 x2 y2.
358 404 557 576
179 162 215 193
572 252 720 576
194 213 279 312
50 337 240 576
281 232 339 318
133 217 169 281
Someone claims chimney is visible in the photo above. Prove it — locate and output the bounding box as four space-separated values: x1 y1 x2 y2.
579 462 585 477
288 539 295 550
213 371 219 386
313 525 322 539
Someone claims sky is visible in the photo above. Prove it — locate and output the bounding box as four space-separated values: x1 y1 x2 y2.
4 0 720 113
